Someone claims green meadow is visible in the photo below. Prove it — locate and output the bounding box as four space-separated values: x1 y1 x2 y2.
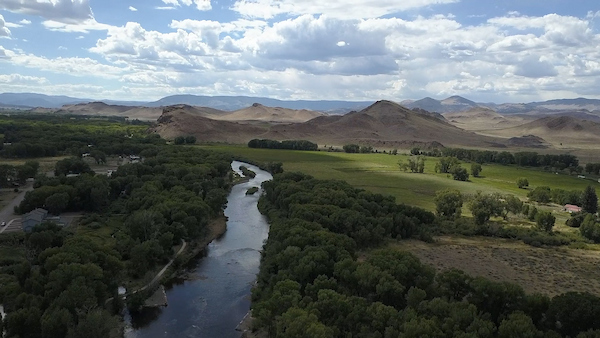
199 144 598 210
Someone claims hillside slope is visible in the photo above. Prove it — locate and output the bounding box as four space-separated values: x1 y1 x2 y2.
481 116 600 146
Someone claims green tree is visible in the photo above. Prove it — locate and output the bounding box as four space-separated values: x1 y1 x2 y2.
435 157 459 173
535 211 556 233
469 192 504 225
450 165 469 181
471 163 482 177
581 185 598 214
517 178 529 189
174 136 185 145
343 144 360 153
528 186 551 203
45 192 70 215
580 214 600 243
434 190 463 219
498 311 542 338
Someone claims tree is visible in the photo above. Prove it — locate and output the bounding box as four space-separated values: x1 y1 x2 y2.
566 212 587 228
90 150 106 165
581 185 598 214
535 211 556 233
45 192 70 215
498 311 542 338
469 192 504 225
528 186 551 203
450 165 469 181
434 190 463 219
471 163 482 177
435 157 459 173
343 144 360 153
184 135 196 144
505 195 524 217
517 178 529 189
360 145 373 153
580 214 600 243
174 136 185 145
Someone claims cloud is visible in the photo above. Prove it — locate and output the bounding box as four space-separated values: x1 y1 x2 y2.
161 0 211 11
20 19 31 25
0 73 48 85
156 6 176 10
231 0 459 19
42 19 112 33
0 0 94 24
0 14 11 36
129 6 138 12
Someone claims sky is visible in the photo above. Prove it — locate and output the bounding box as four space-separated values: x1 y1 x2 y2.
0 0 599 103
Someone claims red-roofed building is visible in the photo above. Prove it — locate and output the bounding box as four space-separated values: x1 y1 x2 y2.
563 204 582 213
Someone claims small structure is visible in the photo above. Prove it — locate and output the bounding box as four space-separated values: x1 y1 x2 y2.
22 208 48 232
21 208 65 232
563 204 582 213
578 175 586 179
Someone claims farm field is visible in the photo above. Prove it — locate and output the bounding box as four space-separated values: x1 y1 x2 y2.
198 144 598 210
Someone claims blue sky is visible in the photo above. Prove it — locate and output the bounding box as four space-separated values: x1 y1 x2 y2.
0 0 599 102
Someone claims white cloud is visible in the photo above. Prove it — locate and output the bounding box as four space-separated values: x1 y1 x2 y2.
0 14 11 36
156 6 176 10
19 19 31 25
129 6 138 12
0 0 93 24
0 73 48 85
231 0 459 19
161 0 211 11
42 18 112 33
2 48 126 78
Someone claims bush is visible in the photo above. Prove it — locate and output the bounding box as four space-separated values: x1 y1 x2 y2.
566 212 587 228
517 178 529 189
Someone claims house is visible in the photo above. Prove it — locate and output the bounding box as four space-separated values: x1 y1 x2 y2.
21 208 65 232
22 208 48 232
563 204 582 213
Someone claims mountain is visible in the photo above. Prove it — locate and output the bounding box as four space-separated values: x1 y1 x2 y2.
146 94 371 113
153 100 510 148
402 96 481 113
443 107 532 131
0 93 90 108
29 102 163 120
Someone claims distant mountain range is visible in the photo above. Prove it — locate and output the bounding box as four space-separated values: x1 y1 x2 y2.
401 96 600 114
2 92 600 116
0 92 371 113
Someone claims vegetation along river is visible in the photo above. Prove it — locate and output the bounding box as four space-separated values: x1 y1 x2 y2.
125 161 272 337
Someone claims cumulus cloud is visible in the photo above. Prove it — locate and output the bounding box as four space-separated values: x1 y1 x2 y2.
161 0 211 11
0 0 94 24
129 6 138 12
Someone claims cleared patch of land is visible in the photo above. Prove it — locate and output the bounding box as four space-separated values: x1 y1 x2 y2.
199 145 599 210
389 236 600 296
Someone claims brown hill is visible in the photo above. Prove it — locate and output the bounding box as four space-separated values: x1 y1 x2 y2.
262 100 509 147
150 105 268 143
443 107 531 130
33 102 163 120
211 103 323 123
482 115 600 146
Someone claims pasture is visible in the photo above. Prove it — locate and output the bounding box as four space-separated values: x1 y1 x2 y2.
198 145 597 210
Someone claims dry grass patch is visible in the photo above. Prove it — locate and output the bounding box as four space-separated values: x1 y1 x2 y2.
390 236 600 296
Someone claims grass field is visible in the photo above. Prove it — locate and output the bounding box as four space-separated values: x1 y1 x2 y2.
198 145 599 210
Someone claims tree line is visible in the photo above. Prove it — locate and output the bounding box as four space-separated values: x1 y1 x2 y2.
251 172 600 337
248 139 318 151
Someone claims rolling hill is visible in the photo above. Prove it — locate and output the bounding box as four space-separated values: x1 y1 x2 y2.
152 100 511 148
480 115 600 147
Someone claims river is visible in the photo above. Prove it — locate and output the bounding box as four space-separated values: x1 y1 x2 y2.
125 161 272 338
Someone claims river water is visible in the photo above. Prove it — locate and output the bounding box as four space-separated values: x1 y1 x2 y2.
125 161 272 338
